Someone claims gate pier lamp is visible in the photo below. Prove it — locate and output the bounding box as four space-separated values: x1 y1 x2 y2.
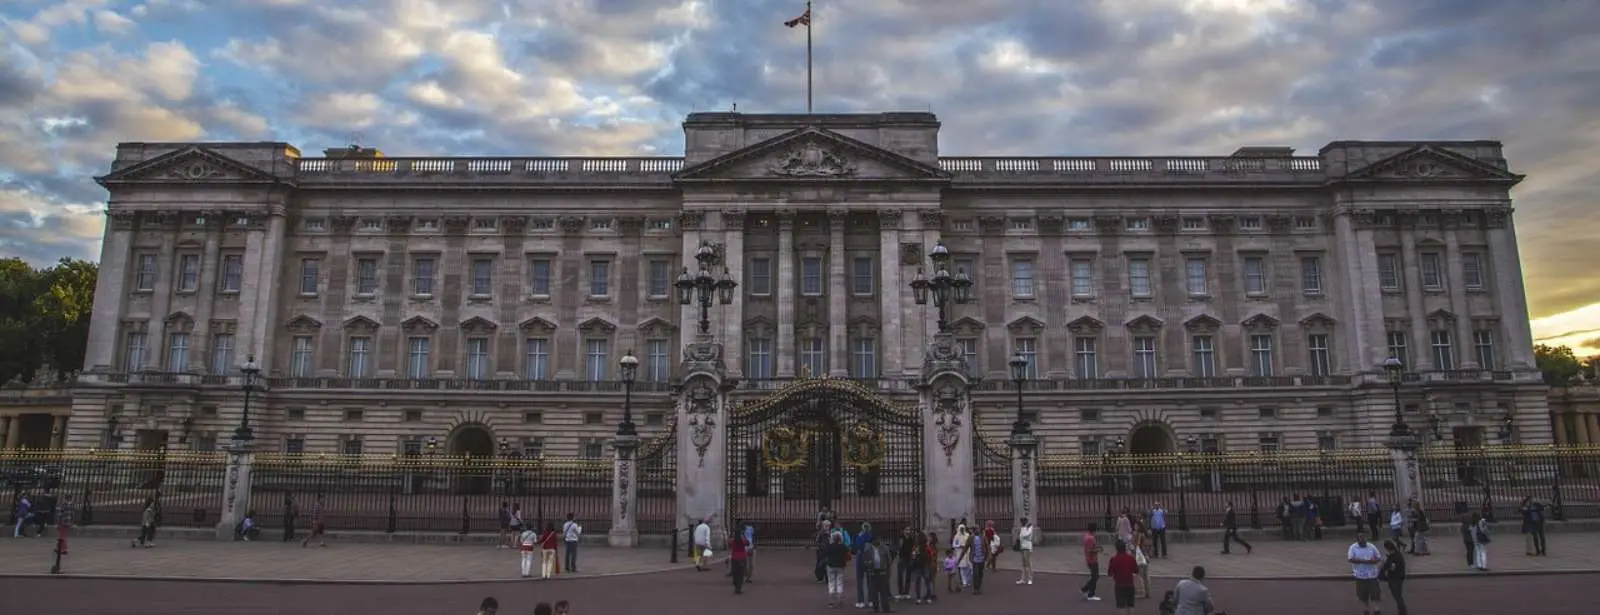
618 350 640 436
676 241 738 335
232 356 260 446
1383 357 1411 437
909 241 973 333
1008 353 1032 436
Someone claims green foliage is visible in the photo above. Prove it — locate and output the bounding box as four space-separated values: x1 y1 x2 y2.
1535 344 1584 386
0 257 98 386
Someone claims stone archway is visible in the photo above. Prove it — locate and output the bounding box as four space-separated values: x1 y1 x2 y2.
1128 422 1177 493
447 423 496 494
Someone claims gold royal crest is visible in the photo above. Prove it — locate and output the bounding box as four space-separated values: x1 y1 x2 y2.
763 425 809 471
844 421 887 471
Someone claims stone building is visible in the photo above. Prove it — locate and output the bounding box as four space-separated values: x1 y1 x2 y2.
64 112 1550 460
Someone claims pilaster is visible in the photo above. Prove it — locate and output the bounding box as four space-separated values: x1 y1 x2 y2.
609 434 641 547
775 211 796 377
827 209 848 376
85 213 136 371
1399 230 1432 370
878 210 905 378
1009 431 1039 530
1486 211 1534 370
720 210 746 378
920 332 975 531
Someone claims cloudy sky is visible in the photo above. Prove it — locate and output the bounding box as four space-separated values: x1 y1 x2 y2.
2 0 1598 352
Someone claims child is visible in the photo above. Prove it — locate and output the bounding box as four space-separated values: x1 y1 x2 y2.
518 525 538 578
943 548 959 593
1158 590 1176 615
235 510 258 541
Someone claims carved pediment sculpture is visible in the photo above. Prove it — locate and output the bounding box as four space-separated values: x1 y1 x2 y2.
768 141 857 177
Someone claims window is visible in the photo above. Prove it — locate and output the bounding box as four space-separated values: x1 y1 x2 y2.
1070 258 1095 297
1420 252 1444 290
407 337 431 378
219 255 243 292
416 219 439 231
1014 338 1038 379
1191 335 1216 378
288 408 307 421
1249 334 1274 377
523 412 544 424
1069 218 1092 231
210 333 234 374
177 255 200 292
404 409 423 422
851 256 874 296
347 336 371 378
1182 217 1206 230
649 218 673 230
135 254 158 290
1010 218 1033 231
1317 432 1338 451
646 412 665 426
523 438 545 458
465 338 489 379
646 339 670 382
528 257 552 297
524 338 550 380
355 257 378 294
290 335 313 377
647 259 671 298
361 218 382 231
1377 253 1402 291
1185 258 1208 295
1300 256 1323 293
588 259 611 296
800 337 825 377
1387 332 1410 367
1242 256 1267 295
167 333 189 372
582 439 604 459
1080 438 1102 457
1132 336 1158 378
299 258 320 295
1462 252 1485 290
850 337 877 378
1295 216 1317 229
1011 258 1035 298
584 412 604 425
1258 433 1281 454
342 438 363 455
801 257 823 296
1238 217 1263 230
1258 407 1278 419
1474 330 1497 369
1307 334 1332 377
1125 218 1150 231
1127 257 1152 297
470 258 493 296
957 337 979 374
1079 409 1101 422
285 438 306 454
748 257 771 296
303 218 326 231
746 338 774 378
585 338 609 380
473 217 496 231
589 218 612 231
1074 337 1099 379
1431 330 1455 370
412 256 437 296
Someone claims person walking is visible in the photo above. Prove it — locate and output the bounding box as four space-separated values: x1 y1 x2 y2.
1347 529 1383 615
1172 566 1214 615
1133 520 1152 598
813 520 833 583
1107 540 1139 615
131 497 157 548
54 495 75 554
1289 494 1308 541
518 524 538 578
1471 512 1492 571
965 526 987 595
1348 496 1365 537
949 523 971 593
1014 517 1037 585
909 531 933 604
1408 500 1431 555
1115 508 1134 546
562 513 582 573
537 522 560 579
1366 491 1383 538
1080 522 1103 601
920 531 940 603
822 530 850 607
1389 504 1408 551
853 522 876 607
727 527 749 595
1221 502 1251 554
281 495 298 543
1519 496 1547 556
740 521 756 583
1381 539 1409 615
12 493 33 538
982 520 1002 572
896 525 917 599
497 502 512 549
865 534 895 612
691 518 712 571
1148 503 1168 558
300 493 326 548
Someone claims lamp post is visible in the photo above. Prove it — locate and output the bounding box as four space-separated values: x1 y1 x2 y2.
675 241 738 335
1102 437 1124 531
1178 434 1197 531
1383 357 1410 437
618 350 639 436
1008 354 1031 437
909 241 974 333
232 356 260 446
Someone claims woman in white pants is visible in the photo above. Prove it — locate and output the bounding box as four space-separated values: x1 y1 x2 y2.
518 527 538 578
1472 513 1492 571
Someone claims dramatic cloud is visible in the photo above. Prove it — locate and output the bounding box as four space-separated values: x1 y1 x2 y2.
2 0 1599 351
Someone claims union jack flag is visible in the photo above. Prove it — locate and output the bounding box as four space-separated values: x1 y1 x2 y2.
784 7 811 28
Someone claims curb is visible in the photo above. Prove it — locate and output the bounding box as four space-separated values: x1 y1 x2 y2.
1016 567 1600 581
0 555 729 586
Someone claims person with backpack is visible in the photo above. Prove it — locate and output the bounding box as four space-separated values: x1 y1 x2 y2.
852 522 875 608
1470 512 1492 571
1519 496 1548 556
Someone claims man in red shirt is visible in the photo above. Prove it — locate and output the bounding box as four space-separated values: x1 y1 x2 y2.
1081 523 1103 601
1106 540 1140 614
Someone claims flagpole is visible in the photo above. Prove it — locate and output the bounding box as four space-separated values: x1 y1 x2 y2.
805 1 813 114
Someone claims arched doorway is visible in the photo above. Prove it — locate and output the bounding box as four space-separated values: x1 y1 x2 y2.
1128 423 1177 493
447 424 496 494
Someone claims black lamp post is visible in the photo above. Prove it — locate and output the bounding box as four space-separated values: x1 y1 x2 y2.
232 356 260 446
1383 356 1410 437
1497 411 1515 445
618 350 639 437
909 241 973 333
675 241 738 335
1008 354 1031 436
1102 437 1124 531
1179 434 1197 531
425 436 439 456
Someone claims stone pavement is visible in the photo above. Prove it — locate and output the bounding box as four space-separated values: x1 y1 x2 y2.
1000 528 1600 579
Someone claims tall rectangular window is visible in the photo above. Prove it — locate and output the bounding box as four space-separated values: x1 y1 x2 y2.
528 258 552 296
851 256 874 296
1431 330 1455 370
957 337 979 374
1128 257 1152 297
800 337 825 378
1011 259 1035 298
1132 336 1158 378
347 336 371 377
1474 330 1497 369
412 256 437 296
299 258 320 295
1462 252 1486 290
585 338 609 381
1242 256 1267 295
1420 252 1444 290
746 338 774 379
1307 334 1332 376
588 260 611 296
748 257 771 296
801 257 823 295
1249 334 1274 377
1014 337 1038 379
1070 258 1095 297
647 259 671 298
135 254 158 290
1185 258 1208 295
167 333 190 372
290 335 314 378
178 255 200 292
470 258 494 296
1386 332 1410 367
1300 256 1323 294
850 337 877 378
355 257 378 294
1377 253 1402 291
646 339 670 382
524 338 550 380
210 333 234 375
219 255 243 292
125 332 147 371
1191 335 1216 377
465 338 489 379
407 337 431 378
1074 337 1098 379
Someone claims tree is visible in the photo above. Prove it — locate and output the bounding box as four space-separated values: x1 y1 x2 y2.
0 257 98 386
1535 344 1584 387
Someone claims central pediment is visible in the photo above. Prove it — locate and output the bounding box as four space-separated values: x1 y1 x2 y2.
675 127 950 183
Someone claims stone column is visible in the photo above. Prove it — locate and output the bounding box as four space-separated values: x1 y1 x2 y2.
609 434 641 547
878 210 905 378
1387 431 1423 506
1550 411 1568 445
1443 230 1476 368
1009 431 1039 530
0 415 15 449
237 211 288 370
1486 211 1535 370
776 211 796 377
1399 230 1432 370
85 212 137 371
216 440 255 540
919 333 975 531
51 415 67 449
827 208 848 377
678 334 729 535
720 210 746 379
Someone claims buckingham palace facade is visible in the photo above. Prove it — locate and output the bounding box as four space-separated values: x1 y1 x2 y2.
64 111 1551 458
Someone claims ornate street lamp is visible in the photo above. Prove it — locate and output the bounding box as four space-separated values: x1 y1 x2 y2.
231 356 260 446
618 350 640 437
1008 353 1031 436
1102 437 1125 531
425 436 439 456
1383 356 1410 437
675 241 738 335
1497 410 1515 445
909 241 973 333
1179 434 1198 531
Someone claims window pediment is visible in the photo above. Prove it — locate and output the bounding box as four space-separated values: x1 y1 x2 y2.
1006 316 1045 335
1124 314 1165 334
949 317 985 337
578 317 617 334
519 317 558 334
744 316 776 337
460 317 498 335
285 314 323 334
1184 314 1221 334
1241 313 1280 331
342 316 380 333
1299 313 1336 332
165 311 196 332
637 317 676 338
1426 309 1456 330
400 316 439 335
1066 315 1105 335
